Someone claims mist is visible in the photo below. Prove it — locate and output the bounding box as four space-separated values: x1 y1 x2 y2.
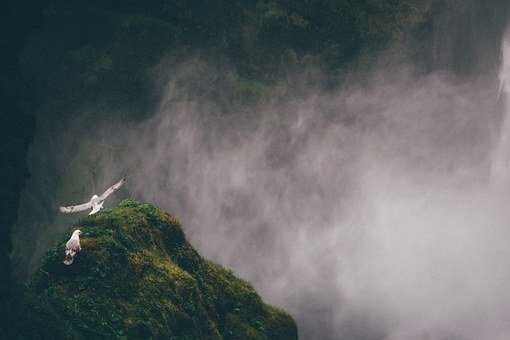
12 34 510 339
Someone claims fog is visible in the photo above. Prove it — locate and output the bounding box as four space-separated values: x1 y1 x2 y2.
12 32 510 339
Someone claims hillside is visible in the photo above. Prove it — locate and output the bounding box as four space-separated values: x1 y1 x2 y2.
20 200 297 339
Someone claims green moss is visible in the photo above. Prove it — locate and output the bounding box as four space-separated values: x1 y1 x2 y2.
21 200 297 340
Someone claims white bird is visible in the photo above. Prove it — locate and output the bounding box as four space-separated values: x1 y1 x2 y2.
59 178 126 215
63 229 82 265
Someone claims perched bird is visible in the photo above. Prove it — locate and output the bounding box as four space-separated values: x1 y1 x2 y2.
63 229 82 265
60 178 126 215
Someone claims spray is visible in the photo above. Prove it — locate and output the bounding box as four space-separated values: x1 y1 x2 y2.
492 31 510 185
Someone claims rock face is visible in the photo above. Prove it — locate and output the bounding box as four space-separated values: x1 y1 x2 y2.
22 200 297 340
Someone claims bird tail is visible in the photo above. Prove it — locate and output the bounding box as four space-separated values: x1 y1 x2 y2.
63 249 76 265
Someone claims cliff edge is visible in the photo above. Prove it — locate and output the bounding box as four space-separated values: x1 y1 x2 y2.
22 200 297 339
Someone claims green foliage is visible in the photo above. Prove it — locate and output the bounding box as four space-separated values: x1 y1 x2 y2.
21 200 297 340
19 0 433 104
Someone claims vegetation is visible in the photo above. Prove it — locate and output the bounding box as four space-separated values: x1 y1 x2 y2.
21 0 432 99
19 200 297 339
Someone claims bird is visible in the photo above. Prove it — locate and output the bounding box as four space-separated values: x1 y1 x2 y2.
60 178 126 215
63 229 82 265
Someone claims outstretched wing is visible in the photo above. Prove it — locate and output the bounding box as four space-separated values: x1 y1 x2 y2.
60 201 92 213
99 177 126 201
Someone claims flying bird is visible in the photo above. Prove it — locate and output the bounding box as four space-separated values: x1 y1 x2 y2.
60 178 126 215
63 229 82 265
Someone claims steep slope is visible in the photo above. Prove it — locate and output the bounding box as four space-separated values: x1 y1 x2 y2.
20 200 297 339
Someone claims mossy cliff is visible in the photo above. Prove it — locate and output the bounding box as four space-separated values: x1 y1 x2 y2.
21 200 297 339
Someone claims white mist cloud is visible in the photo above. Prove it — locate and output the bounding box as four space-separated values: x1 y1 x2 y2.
116 63 505 339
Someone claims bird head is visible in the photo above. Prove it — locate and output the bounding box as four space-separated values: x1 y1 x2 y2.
91 194 99 200
74 229 82 236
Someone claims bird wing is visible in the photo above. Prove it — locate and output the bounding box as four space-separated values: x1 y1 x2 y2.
60 201 92 213
98 177 126 201
66 238 81 252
